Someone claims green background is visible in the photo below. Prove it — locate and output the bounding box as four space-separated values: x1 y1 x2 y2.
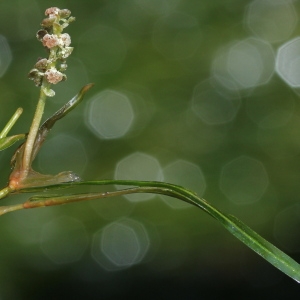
0 0 300 298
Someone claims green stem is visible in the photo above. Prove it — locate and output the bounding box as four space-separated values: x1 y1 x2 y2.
0 203 23 215
0 107 23 138
6 179 300 283
22 43 59 177
0 187 11 200
22 82 50 176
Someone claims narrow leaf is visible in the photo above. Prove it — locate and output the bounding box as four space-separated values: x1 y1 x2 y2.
0 107 23 138
8 84 93 190
14 179 300 282
10 84 93 169
0 134 26 151
31 83 94 160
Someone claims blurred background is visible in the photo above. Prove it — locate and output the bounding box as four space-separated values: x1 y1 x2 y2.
1 0 300 298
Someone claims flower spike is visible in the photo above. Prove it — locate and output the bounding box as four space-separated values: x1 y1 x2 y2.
28 7 75 96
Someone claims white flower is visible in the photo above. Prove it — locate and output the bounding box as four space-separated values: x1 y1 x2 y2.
45 68 64 84
60 47 73 59
60 33 71 47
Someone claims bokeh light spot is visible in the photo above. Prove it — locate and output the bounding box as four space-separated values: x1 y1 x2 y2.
160 159 206 209
91 218 150 271
90 196 135 221
86 90 134 139
6 206 56 246
0 35 12 77
212 38 274 91
191 79 241 125
219 155 269 205
274 204 300 253
114 152 163 202
246 0 298 43
228 42 263 88
40 216 88 264
276 37 300 87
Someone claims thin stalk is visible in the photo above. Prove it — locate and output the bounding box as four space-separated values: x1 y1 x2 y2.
0 108 23 138
0 187 11 200
0 203 23 215
22 82 50 176
22 42 59 177
5 179 300 282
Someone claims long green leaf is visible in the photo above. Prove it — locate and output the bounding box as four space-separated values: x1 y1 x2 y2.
13 179 300 282
31 83 94 161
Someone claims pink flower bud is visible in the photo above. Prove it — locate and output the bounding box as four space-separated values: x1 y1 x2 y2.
45 68 63 84
42 34 59 49
34 58 48 71
45 7 60 18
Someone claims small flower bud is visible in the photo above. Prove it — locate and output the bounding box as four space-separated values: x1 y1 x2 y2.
36 29 48 41
59 9 71 18
45 67 64 84
28 69 44 86
68 16 76 23
45 7 60 18
28 68 39 78
59 63 68 72
43 87 55 97
59 47 73 59
42 34 59 49
34 58 48 71
60 33 71 47
41 17 56 28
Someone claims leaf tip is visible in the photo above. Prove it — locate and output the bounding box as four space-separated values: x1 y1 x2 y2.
17 107 23 114
82 83 94 93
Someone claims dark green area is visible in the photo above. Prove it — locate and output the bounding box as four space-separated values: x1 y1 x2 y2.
0 0 300 298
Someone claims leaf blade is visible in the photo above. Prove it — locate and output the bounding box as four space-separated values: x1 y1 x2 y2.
0 134 26 151
31 83 94 160
15 179 300 282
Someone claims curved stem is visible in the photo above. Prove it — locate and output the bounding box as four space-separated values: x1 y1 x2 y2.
4 179 300 283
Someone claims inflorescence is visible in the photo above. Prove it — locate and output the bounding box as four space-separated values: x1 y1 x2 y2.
28 7 75 96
